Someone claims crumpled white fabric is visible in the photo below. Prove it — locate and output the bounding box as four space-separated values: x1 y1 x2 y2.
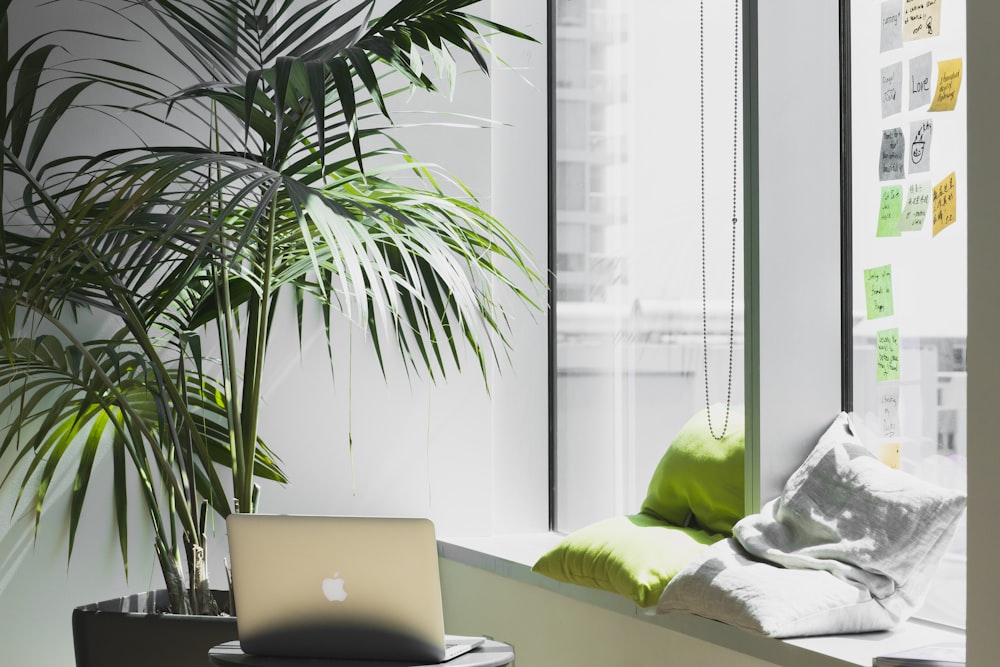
656 413 967 638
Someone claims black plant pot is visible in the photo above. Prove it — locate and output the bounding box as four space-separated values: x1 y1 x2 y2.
72 589 238 667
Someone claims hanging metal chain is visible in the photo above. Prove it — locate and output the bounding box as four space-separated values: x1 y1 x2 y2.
700 0 740 440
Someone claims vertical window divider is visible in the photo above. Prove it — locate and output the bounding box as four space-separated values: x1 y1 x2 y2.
546 0 558 532
839 0 854 413
749 0 843 504
742 0 761 514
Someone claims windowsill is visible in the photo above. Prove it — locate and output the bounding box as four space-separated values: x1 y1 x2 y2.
437 533 965 667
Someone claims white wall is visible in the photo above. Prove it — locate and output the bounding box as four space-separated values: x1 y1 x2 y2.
0 5 172 666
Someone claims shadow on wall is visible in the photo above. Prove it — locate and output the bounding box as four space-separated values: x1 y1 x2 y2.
0 508 34 598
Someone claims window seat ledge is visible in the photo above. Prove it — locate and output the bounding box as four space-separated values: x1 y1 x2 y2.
438 533 964 667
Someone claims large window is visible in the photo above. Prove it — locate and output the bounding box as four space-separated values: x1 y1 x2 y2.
553 0 745 532
552 0 966 629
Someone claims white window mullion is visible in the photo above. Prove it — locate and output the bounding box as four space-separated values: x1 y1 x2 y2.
745 0 845 508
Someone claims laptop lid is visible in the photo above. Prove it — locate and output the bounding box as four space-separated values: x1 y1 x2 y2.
226 514 448 662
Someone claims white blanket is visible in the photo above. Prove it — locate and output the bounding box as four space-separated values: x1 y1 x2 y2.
657 413 966 638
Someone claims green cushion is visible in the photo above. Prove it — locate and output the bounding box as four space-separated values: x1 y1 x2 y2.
531 513 723 607
641 404 746 535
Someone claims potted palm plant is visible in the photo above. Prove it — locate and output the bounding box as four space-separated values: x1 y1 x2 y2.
0 1 540 665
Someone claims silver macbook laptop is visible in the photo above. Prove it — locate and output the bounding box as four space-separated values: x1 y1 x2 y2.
226 514 484 662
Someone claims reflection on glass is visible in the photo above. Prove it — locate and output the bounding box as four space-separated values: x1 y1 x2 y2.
554 0 744 532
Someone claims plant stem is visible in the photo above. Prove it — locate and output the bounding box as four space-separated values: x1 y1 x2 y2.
238 202 277 512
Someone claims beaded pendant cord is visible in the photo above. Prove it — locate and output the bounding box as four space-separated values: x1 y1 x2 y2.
699 0 740 440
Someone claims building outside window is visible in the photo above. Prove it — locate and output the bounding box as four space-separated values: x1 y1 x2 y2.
553 0 745 533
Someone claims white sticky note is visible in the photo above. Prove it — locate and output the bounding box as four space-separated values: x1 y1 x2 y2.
879 128 906 181
882 62 903 118
879 383 901 438
909 119 933 174
910 52 933 110
899 181 931 232
881 0 903 52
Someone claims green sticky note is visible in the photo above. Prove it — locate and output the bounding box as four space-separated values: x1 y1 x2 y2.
877 327 900 381
864 265 894 320
877 185 903 237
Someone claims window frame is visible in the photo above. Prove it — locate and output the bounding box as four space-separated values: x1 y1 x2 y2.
966 5 999 661
546 0 558 530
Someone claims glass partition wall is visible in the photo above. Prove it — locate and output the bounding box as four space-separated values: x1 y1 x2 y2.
553 0 745 532
849 0 967 628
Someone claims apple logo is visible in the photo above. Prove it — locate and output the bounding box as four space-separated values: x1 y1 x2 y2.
322 572 348 602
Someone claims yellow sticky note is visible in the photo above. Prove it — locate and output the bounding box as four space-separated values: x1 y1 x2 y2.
932 171 957 237
879 442 901 469
929 58 963 112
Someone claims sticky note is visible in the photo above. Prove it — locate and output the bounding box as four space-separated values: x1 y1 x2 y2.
881 62 903 118
929 58 963 112
879 383 900 438
877 185 903 237
904 0 941 41
881 0 903 52
864 265 894 320
908 119 933 174
899 182 931 232
879 442 901 469
877 327 901 381
910 52 933 109
879 128 906 181
932 171 957 237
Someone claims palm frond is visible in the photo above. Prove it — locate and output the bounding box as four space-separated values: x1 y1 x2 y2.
0 0 539 613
